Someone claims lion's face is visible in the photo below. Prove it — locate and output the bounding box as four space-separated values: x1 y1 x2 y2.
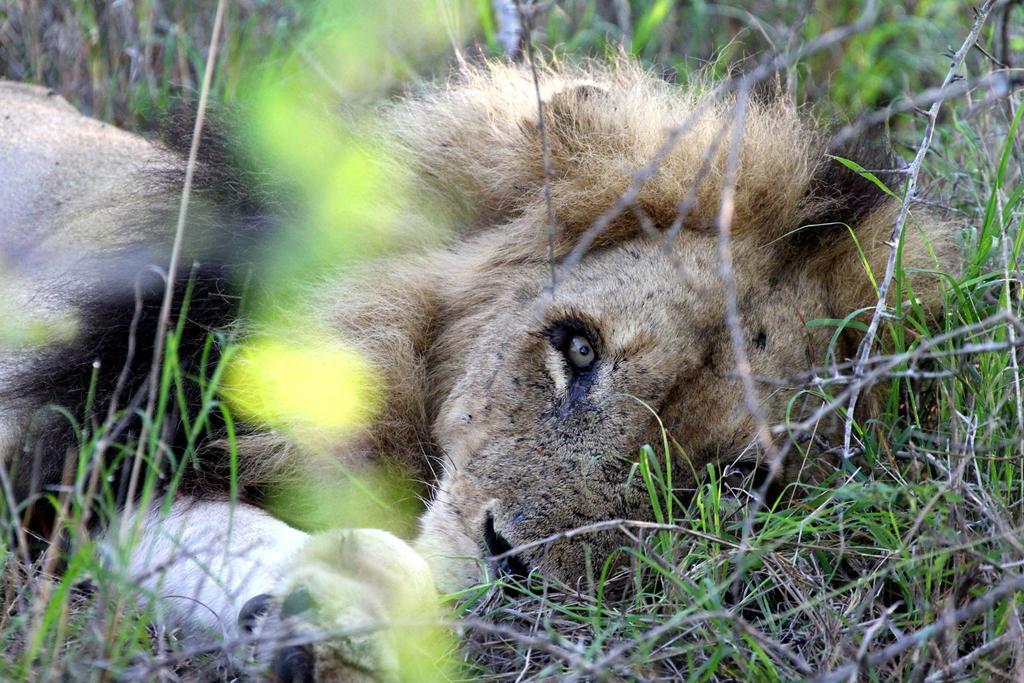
414 235 833 591
339 61 958 594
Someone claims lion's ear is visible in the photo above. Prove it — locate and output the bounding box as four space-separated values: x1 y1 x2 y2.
769 139 959 323
802 200 960 323
541 84 611 155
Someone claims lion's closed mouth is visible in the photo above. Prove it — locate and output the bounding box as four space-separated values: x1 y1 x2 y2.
483 511 530 580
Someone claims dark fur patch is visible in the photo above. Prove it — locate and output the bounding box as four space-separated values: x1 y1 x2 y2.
9 261 237 504
792 132 898 248
5 105 282 536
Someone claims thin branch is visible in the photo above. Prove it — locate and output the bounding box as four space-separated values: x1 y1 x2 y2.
714 82 772 450
710 81 795 593
119 0 228 527
487 518 741 563
831 69 1024 146
515 0 558 295
459 617 603 678
921 634 1015 679
777 310 1021 435
840 0 1001 460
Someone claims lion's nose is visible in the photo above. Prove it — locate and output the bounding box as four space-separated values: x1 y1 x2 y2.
483 512 529 579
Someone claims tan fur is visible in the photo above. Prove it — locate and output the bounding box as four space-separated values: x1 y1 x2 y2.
1 59 960 594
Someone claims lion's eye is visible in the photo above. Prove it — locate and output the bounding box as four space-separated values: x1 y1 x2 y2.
566 334 596 370
546 321 600 376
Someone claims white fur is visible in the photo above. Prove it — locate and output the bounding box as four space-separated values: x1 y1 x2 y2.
110 498 309 639
108 497 440 674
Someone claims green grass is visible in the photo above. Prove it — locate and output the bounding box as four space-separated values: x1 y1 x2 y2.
2 0 1023 680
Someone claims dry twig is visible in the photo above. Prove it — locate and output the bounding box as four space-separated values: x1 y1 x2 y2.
840 0 1003 461
815 572 1024 682
515 0 559 294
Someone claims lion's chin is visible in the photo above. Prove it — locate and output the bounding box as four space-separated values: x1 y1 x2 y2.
413 505 487 593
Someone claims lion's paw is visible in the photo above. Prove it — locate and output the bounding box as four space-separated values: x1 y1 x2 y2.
237 529 448 682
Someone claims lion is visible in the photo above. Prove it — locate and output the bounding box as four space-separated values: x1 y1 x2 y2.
0 59 958 679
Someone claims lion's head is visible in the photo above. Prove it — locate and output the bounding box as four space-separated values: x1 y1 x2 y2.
305 60 959 592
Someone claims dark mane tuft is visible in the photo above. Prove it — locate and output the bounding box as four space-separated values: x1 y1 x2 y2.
5 106 283 534
814 133 898 226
